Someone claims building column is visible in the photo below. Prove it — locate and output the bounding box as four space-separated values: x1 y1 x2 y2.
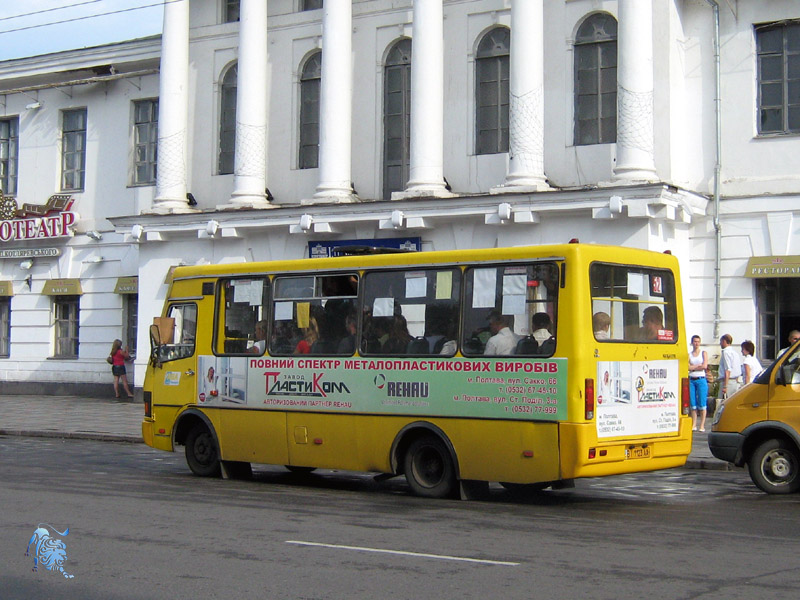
500 0 549 191
613 0 657 182
312 0 357 203
228 0 270 208
400 0 451 198
153 0 192 213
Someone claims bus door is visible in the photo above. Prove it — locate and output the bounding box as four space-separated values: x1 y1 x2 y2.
149 302 200 443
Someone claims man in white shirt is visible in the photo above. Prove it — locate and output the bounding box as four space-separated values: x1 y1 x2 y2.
718 334 743 399
484 312 520 356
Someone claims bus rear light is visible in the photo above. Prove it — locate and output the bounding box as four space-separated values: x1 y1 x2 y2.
599 449 607 457
681 377 690 415
569 238 580 244
143 392 152 418
522 450 534 458
314 438 323 445
585 378 595 420
588 448 596 459
158 428 166 434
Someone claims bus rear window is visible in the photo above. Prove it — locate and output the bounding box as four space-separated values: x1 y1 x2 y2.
590 263 677 343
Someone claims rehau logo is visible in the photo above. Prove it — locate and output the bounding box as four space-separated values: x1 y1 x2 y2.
386 380 429 398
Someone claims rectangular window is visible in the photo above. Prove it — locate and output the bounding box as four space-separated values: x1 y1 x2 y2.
362 268 461 356
224 0 239 22
590 263 677 343
125 294 139 355
462 263 559 356
0 117 19 196
271 274 358 356
301 0 323 11
756 21 800 135
61 109 87 191
155 303 197 363
0 297 9 358
217 278 269 354
54 295 80 358
133 100 158 185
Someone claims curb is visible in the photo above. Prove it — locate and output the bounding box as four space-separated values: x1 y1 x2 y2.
0 429 143 444
684 457 738 471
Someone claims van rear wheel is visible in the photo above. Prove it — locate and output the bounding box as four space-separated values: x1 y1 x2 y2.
748 438 800 494
185 424 221 478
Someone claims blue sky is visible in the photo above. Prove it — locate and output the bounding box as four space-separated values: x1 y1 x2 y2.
0 0 164 61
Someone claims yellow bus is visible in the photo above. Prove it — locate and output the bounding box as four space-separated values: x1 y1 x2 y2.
142 243 691 498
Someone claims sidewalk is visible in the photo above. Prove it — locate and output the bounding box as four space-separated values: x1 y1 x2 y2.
0 395 733 470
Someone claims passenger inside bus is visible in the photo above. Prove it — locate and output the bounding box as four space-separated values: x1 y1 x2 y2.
641 306 664 341
484 311 519 356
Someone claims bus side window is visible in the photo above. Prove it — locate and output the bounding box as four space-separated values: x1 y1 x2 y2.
361 268 460 356
217 278 269 355
462 263 558 357
158 303 197 362
270 274 358 356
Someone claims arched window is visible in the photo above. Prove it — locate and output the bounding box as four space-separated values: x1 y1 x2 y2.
299 51 322 169
383 39 411 199
574 13 617 145
475 27 510 155
219 63 238 175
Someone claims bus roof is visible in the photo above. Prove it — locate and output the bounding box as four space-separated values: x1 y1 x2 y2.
169 243 679 281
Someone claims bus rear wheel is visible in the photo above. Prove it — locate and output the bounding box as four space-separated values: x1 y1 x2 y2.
748 438 800 494
403 436 456 499
185 424 221 478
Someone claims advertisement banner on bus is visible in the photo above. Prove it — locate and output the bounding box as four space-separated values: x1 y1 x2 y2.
195 355 567 421
595 359 680 437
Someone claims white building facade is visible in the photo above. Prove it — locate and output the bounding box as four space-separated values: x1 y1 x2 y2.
0 0 797 395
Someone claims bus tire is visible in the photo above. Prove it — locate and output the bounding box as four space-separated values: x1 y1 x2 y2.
748 438 800 494
185 424 222 478
403 435 456 499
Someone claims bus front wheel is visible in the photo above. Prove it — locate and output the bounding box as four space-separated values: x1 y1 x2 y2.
185 424 222 478
403 436 456 499
748 438 800 494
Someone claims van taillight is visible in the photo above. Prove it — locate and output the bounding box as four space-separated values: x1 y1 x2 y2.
585 378 595 420
681 377 690 416
143 391 152 418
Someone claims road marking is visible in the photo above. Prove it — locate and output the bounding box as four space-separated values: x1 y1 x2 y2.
285 540 519 566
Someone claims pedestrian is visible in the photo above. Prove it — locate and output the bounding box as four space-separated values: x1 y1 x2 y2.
688 334 709 432
109 339 134 398
717 334 743 400
741 340 763 384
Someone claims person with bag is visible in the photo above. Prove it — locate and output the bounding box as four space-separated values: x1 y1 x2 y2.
109 339 134 398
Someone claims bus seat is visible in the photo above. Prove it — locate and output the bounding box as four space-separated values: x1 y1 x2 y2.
406 337 429 354
311 339 338 354
537 337 556 355
515 336 539 355
462 336 483 355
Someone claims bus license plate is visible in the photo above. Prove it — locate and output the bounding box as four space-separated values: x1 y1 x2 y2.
626 445 650 459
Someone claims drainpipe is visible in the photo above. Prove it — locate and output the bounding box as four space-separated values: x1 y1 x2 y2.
703 0 722 339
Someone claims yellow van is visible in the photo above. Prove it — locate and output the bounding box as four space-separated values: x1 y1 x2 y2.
709 341 800 494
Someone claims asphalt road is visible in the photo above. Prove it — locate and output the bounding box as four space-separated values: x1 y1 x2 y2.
3 437 800 600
